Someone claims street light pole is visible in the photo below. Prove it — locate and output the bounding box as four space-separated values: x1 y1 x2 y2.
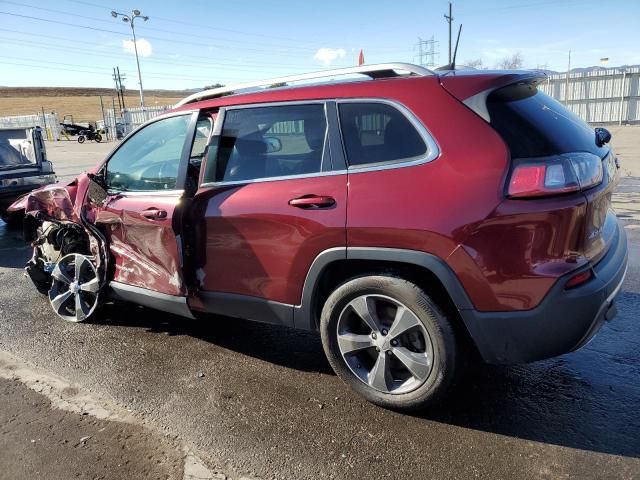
111 9 149 109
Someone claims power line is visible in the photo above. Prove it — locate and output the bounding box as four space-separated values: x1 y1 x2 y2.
460 0 591 15
0 34 307 71
59 0 326 45
0 54 307 83
0 10 319 57
0 0 321 53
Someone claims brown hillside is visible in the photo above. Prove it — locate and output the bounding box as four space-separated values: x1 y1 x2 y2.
0 87 195 123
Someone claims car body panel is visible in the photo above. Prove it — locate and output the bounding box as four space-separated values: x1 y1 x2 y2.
192 173 347 304
95 192 185 295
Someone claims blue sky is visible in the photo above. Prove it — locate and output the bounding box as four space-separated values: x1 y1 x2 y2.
0 0 638 90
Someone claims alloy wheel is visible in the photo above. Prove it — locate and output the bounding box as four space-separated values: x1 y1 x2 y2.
336 294 434 394
48 253 100 322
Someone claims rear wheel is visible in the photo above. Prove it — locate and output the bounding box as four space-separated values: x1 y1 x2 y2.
320 275 458 411
94 133 102 143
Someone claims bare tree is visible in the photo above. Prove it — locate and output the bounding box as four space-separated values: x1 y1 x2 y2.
496 52 524 70
203 83 224 90
464 58 485 69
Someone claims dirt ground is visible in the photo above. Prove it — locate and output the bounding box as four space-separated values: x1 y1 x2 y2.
0 377 185 480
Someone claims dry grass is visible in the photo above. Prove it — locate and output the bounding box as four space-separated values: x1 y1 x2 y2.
0 87 192 123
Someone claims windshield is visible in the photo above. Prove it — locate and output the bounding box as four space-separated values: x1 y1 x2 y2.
0 129 37 169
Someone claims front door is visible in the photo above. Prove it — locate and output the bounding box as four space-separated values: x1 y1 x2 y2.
95 112 198 296
193 102 347 322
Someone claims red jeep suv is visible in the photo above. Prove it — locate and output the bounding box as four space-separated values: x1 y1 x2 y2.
11 63 628 411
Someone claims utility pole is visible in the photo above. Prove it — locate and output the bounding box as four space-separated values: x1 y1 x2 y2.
111 9 149 109
117 67 126 111
112 67 122 114
564 49 571 105
111 96 117 138
444 2 454 64
99 96 108 141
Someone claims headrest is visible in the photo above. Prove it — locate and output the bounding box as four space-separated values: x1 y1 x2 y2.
304 117 326 151
235 133 267 156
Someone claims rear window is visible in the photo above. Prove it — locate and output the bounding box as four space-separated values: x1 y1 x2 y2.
338 102 427 167
0 129 36 167
487 84 608 159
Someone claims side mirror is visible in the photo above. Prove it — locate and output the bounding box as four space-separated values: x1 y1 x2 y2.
264 136 282 154
595 127 612 147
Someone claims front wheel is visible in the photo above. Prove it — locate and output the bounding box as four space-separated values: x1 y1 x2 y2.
94 133 102 143
320 275 458 412
77 135 85 144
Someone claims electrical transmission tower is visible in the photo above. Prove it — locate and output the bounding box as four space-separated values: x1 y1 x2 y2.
416 36 439 67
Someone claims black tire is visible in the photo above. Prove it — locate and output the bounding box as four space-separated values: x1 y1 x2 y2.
77 135 85 144
94 133 102 143
320 275 458 412
1 209 24 228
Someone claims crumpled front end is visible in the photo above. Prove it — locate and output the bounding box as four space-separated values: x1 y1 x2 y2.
19 175 110 302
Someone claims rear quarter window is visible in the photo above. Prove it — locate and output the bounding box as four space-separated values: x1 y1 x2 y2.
338 102 427 167
487 84 608 159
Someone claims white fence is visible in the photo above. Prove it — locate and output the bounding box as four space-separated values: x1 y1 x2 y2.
539 66 640 124
104 104 173 140
0 112 62 140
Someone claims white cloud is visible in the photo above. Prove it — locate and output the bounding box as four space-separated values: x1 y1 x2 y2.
122 38 152 57
313 47 346 66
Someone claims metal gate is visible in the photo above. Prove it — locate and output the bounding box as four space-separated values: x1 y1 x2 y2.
0 112 61 140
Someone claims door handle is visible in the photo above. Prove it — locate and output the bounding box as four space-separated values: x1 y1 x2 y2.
141 208 167 220
288 195 336 209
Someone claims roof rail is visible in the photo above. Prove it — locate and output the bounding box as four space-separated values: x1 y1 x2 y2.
175 63 434 107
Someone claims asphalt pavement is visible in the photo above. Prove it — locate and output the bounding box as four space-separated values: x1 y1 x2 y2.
0 133 639 479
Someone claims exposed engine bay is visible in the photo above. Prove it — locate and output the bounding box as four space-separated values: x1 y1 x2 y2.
20 176 111 321
25 218 92 293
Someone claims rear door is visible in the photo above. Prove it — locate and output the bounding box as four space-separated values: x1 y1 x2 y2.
95 112 198 295
192 101 347 322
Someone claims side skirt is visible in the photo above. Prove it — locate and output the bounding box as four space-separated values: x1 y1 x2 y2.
196 291 294 328
107 281 195 319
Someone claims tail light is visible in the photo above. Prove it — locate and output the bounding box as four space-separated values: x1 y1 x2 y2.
565 269 593 289
507 153 603 198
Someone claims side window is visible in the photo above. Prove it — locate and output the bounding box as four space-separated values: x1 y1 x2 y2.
190 117 213 163
207 104 327 183
338 103 427 167
106 115 190 192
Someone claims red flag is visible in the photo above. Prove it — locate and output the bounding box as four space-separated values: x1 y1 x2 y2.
358 49 365 66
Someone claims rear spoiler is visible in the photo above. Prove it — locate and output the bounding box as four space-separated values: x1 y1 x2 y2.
439 71 547 122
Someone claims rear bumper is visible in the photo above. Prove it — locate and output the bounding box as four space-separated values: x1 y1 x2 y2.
463 221 628 364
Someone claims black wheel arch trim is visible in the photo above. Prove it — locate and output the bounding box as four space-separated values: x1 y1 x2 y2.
292 246 475 331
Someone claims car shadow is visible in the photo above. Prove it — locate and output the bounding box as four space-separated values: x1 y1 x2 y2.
0 221 31 269
93 302 333 375
420 289 640 459
92 289 640 459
